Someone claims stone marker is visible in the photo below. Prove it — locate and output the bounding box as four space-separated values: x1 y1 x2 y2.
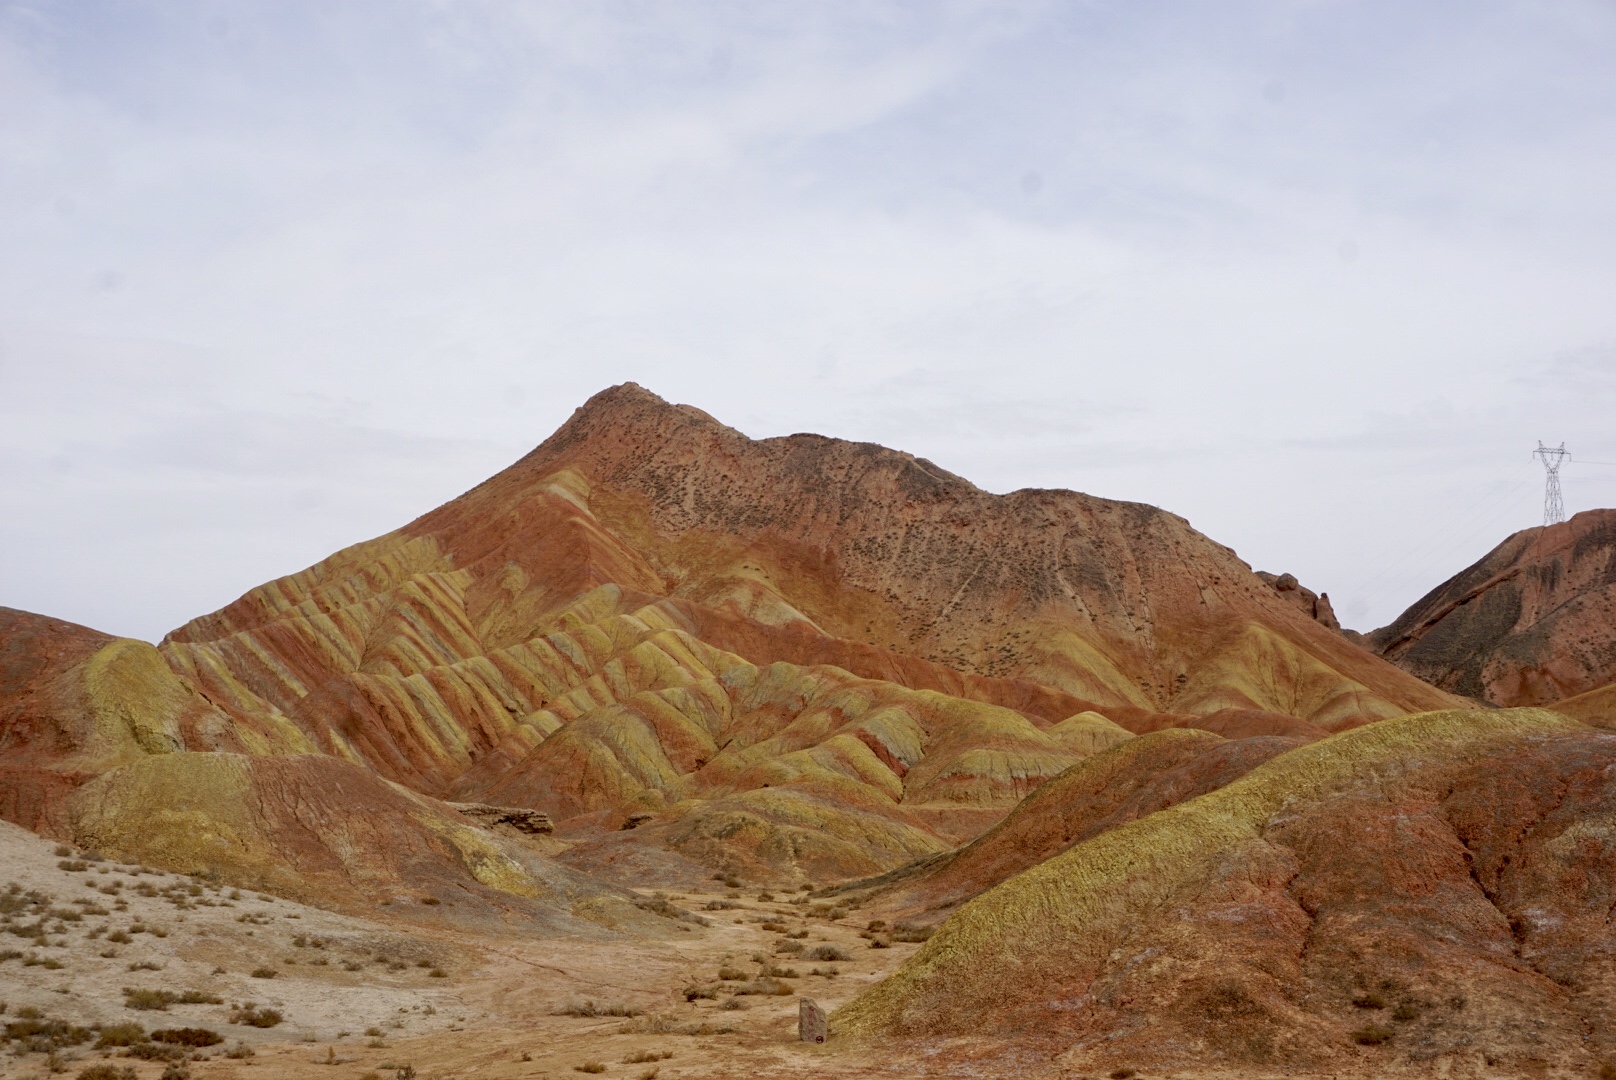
799 997 827 1044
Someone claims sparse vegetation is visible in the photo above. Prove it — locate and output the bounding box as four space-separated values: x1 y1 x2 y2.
250 966 279 978
122 988 178 1011
94 1023 147 1048
228 1003 283 1028
732 977 793 997
2 1009 92 1051
554 999 643 1018
617 1014 737 1037
574 1062 606 1074
151 1027 223 1046
632 896 709 926
891 922 933 942
76 1066 136 1080
1392 1002 1420 1021
623 1050 673 1064
804 944 849 962
1352 1024 1393 1045
1352 992 1386 1009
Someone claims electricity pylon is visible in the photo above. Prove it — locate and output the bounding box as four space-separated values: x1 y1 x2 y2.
1534 441 1568 526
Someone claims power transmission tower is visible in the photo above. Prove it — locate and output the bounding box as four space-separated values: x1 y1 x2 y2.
1534 441 1568 526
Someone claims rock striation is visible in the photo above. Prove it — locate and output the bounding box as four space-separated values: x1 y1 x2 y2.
838 708 1616 1075
3 384 1460 891
1371 509 1616 706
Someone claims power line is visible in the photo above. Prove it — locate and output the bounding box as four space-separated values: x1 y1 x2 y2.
1355 465 1537 599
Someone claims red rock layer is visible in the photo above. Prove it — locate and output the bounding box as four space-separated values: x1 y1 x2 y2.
1372 509 1616 705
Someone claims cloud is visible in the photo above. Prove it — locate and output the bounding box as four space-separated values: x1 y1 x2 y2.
1 0 1614 636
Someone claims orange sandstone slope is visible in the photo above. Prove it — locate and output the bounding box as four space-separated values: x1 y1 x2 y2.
1371 508 1616 706
839 708 1616 1075
0 609 649 928
154 385 1453 873
6 384 1458 886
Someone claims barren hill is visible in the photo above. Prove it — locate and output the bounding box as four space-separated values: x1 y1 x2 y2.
4 384 1458 893
1371 508 1616 706
838 707 1616 1075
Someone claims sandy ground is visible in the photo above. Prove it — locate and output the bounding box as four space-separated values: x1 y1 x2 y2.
0 820 946 1080
2 819 1441 1080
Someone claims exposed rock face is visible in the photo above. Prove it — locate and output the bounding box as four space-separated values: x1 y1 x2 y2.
448 802 556 834
2 385 1459 889
1371 509 1616 705
838 709 1616 1075
1256 570 1343 632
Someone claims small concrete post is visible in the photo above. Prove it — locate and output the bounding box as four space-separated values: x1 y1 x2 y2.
799 997 827 1044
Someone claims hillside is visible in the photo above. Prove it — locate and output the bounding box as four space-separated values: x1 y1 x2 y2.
1371 509 1616 706
3 385 1461 893
838 707 1616 1075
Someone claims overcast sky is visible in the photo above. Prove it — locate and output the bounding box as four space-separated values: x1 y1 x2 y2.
4 0 1616 642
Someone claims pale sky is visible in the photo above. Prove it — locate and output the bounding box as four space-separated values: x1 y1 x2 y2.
4 1 1616 642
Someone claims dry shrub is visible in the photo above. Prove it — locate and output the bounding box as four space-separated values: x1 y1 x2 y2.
125 1042 187 1061
122 988 176 1011
623 1050 673 1064
732 977 793 997
632 897 709 927
574 1062 606 1074
151 1027 222 1047
891 923 933 943
804 945 849 962
228 1004 282 1028
554 999 642 1018
1352 1024 1393 1046
176 990 222 1004
94 1023 147 1048
617 1014 736 1037
76 1066 135 1080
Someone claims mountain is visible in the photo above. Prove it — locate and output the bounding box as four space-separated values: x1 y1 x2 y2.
837 707 1616 1075
3 383 1458 893
1371 509 1616 707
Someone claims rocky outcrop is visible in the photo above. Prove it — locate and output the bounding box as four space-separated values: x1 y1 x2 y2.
448 802 555 834
1371 509 1616 705
1256 570 1343 632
